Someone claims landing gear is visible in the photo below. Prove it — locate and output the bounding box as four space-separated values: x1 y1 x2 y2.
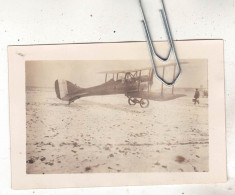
128 97 149 108
140 98 149 108
128 97 137 105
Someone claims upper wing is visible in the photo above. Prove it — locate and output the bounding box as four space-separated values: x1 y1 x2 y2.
99 61 189 74
99 67 151 74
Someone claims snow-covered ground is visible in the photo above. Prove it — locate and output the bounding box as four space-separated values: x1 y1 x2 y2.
26 88 208 174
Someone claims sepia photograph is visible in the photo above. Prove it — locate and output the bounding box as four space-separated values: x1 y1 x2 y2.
9 41 226 188
25 59 208 174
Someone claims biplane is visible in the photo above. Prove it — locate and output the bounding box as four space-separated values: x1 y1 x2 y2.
55 64 185 108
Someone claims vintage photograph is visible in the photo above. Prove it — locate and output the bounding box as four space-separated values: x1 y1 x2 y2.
25 59 208 174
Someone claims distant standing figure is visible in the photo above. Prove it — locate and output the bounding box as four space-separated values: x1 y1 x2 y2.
193 89 200 105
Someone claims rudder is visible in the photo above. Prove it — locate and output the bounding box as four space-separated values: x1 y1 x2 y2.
55 80 81 101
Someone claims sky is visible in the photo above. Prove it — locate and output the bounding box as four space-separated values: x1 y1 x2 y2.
25 59 208 89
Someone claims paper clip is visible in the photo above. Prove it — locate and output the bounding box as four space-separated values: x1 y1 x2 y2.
139 0 181 86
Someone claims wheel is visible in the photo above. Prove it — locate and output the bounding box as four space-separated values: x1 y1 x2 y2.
140 98 149 108
128 97 136 105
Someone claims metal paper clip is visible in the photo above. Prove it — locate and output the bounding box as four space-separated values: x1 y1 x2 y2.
139 0 181 86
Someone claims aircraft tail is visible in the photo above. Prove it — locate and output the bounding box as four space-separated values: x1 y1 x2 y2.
55 80 81 100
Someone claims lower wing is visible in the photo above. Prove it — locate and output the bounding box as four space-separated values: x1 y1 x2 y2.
126 91 186 101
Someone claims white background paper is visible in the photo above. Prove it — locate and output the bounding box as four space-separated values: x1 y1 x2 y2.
1 0 234 194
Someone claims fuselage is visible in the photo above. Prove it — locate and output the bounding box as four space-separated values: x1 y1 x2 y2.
55 77 148 102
